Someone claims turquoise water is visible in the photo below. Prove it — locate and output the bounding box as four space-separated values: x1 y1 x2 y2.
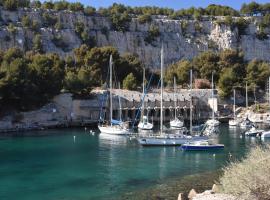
0 125 268 200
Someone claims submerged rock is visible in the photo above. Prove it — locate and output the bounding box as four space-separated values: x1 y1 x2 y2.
188 189 197 199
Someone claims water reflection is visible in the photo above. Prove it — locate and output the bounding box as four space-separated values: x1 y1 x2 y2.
2 125 270 200
98 133 129 147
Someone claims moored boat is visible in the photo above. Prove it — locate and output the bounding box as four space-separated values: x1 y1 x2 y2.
260 130 270 138
229 89 240 126
98 55 131 135
244 126 264 137
138 134 208 146
240 118 253 129
138 116 154 130
206 72 220 127
138 68 153 130
180 140 224 151
169 77 184 129
170 118 184 129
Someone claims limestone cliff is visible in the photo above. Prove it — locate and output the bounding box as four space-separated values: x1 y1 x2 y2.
0 7 269 69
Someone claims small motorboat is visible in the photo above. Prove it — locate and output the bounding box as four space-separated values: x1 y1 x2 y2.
260 130 270 139
240 118 253 129
205 119 220 127
180 140 224 151
170 118 184 129
229 119 240 126
138 116 153 130
244 126 264 137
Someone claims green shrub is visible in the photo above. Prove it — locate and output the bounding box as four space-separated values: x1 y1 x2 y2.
220 145 270 200
180 20 188 35
3 0 18 11
84 6 96 16
234 17 249 35
41 1 54 10
54 17 63 30
194 21 202 33
31 20 40 32
21 15 31 28
68 2 84 12
123 73 137 90
42 13 57 27
7 23 16 35
138 14 152 24
144 25 160 44
32 34 43 53
256 29 268 40
53 0 69 11
110 11 131 32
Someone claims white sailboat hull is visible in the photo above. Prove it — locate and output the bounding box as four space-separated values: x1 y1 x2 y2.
98 125 130 135
245 127 264 137
240 120 253 129
138 122 153 130
261 131 270 138
137 135 208 146
229 119 239 126
206 119 220 127
170 119 184 128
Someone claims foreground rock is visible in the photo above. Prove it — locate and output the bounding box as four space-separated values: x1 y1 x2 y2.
181 185 236 200
192 193 235 200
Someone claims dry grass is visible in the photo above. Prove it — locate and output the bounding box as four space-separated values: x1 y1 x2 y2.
219 145 270 200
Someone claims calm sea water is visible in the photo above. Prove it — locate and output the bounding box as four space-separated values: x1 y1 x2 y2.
0 125 268 200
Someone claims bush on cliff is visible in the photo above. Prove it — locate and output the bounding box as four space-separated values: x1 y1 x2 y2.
220 145 270 200
144 25 160 44
138 14 152 24
123 73 137 90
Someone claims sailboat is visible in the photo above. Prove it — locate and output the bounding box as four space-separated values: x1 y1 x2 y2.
170 76 184 129
98 55 130 135
240 82 253 129
205 72 220 127
229 89 240 126
138 68 154 130
137 47 207 146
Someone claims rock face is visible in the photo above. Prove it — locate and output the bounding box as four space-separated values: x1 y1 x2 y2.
0 7 269 69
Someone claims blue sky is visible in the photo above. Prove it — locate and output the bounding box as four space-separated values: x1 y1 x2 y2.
42 0 270 10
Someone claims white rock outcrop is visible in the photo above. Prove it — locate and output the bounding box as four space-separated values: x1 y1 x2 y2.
0 8 269 68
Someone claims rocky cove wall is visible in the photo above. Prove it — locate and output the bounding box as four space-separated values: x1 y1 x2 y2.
0 8 270 68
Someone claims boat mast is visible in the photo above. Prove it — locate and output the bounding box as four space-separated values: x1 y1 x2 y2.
190 69 193 135
174 76 177 120
109 55 113 126
160 44 164 135
118 82 122 122
233 89 236 120
212 72 214 121
268 77 270 107
141 68 145 120
246 82 248 108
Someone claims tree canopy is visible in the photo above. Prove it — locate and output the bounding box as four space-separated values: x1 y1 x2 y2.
0 45 145 110
165 49 270 97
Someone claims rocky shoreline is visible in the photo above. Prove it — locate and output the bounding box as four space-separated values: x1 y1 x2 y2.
117 171 222 200
180 185 235 200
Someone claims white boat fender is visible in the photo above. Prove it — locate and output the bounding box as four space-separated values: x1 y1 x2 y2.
73 135 76 143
